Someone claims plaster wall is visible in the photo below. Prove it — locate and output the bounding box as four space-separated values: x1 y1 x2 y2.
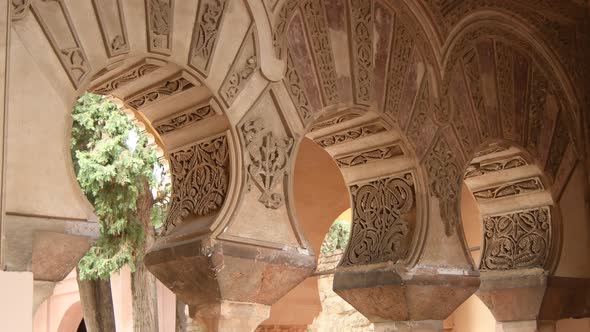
33 267 177 332
0 0 8 266
0 271 33 332
554 163 590 277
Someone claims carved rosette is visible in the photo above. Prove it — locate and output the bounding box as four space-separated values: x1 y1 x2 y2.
423 135 461 236
165 135 230 232
340 174 416 266
481 207 552 270
242 119 294 209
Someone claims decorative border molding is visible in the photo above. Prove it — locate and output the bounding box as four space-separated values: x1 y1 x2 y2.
335 144 403 168
153 102 216 135
473 177 544 201
92 59 162 95
125 74 193 110
313 121 387 148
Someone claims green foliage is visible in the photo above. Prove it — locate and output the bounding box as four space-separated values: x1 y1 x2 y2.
320 217 351 254
72 93 168 280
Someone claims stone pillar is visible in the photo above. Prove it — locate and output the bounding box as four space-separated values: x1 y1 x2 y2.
496 320 556 332
190 301 270 332
374 320 444 332
0 271 33 331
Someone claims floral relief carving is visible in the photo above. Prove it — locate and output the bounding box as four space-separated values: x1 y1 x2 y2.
473 142 510 158
384 22 415 121
526 68 549 155
146 0 173 54
92 0 130 57
126 77 193 109
423 135 461 236
93 62 161 95
494 41 517 140
11 0 30 20
545 112 570 180
309 110 363 132
242 119 294 209
481 206 552 270
313 122 387 148
473 178 544 202
301 0 339 105
284 52 313 125
272 0 298 60
464 156 528 178
154 104 215 135
335 144 403 168
340 173 416 266
165 135 229 232
406 78 430 145
219 27 258 107
30 0 91 87
189 0 227 76
348 0 373 105
462 48 490 140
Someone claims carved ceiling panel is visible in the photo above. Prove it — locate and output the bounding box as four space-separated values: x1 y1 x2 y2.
92 60 162 95
92 0 130 58
146 0 173 55
188 0 227 76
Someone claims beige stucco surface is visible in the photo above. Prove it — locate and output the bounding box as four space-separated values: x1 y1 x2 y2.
0 271 33 332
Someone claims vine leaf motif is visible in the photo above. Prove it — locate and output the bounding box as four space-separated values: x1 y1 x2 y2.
147 0 173 53
165 135 229 232
154 104 215 134
348 0 373 105
11 0 31 20
189 0 227 75
93 62 160 95
481 207 551 270
423 135 461 236
464 156 527 178
341 174 416 266
242 119 294 209
473 178 544 202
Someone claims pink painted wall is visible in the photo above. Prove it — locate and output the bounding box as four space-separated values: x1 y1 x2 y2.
33 267 177 332
0 271 33 332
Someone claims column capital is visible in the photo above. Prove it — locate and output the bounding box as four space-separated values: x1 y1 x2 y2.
333 266 479 322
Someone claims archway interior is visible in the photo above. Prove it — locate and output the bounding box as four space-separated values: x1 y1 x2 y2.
460 142 554 271
77 319 87 332
86 56 231 237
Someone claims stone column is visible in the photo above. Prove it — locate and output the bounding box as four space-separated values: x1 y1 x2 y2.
496 320 556 332
190 301 270 332
374 320 444 332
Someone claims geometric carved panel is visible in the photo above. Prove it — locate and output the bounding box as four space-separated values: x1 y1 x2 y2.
481 207 551 270
164 135 229 232
340 173 416 266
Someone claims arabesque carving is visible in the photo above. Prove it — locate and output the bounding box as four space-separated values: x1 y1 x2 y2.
272 0 298 59
92 0 130 57
481 206 552 270
335 145 403 168
189 0 227 76
165 135 229 232
473 178 544 201
314 122 387 148
284 52 313 125
495 41 517 141
93 61 161 95
11 0 30 20
423 135 461 236
30 0 90 88
146 0 173 54
301 0 339 105
309 110 363 132
348 0 373 105
242 119 294 209
474 142 510 158
384 21 415 121
546 112 570 180
462 48 489 139
126 77 193 109
464 156 528 178
154 104 215 135
219 27 258 107
526 68 549 154
341 173 415 266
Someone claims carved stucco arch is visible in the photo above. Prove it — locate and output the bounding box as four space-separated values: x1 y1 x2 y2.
441 10 582 147
290 104 431 268
460 139 562 274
